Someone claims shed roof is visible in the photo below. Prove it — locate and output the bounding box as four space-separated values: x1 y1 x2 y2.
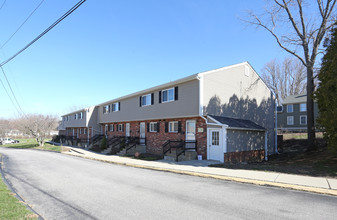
282 94 307 104
208 115 265 131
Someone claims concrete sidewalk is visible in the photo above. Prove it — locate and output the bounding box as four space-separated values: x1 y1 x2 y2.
62 146 337 196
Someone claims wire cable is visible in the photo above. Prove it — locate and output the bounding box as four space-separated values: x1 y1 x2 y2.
0 0 45 49
0 0 86 67
0 0 6 12
0 76 21 116
0 66 25 115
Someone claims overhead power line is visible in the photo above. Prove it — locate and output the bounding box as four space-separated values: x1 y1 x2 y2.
0 75 21 115
0 66 25 115
0 0 45 49
0 0 6 12
0 0 87 67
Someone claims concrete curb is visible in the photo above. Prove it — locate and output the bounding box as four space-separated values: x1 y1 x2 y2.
63 152 337 197
0 154 44 220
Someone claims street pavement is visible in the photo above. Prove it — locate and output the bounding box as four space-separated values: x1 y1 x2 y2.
62 146 337 195
0 148 337 220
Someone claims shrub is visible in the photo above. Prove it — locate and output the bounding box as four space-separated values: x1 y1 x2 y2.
100 136 107 150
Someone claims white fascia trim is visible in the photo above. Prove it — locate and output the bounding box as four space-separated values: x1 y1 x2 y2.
207 116 229 128
226 127 265 132
198 74 204 116
197 61 248 77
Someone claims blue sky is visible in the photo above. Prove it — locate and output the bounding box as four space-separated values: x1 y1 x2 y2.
0 0 291 119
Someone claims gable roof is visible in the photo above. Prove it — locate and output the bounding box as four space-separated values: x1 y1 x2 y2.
282 94 307 104
208 115 265 131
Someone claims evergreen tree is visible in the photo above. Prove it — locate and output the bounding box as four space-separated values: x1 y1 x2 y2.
315 24 337 152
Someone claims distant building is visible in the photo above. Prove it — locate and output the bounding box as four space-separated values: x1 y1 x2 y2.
277 94 319 133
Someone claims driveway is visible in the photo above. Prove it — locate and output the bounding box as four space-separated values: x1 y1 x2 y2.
1 148 337 220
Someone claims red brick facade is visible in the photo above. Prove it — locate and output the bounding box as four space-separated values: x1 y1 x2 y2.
223 150 265 163
102 117 208 159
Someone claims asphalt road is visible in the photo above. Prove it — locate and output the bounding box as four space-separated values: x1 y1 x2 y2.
0 148 336 220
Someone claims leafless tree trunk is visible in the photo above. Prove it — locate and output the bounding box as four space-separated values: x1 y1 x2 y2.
14 114 58 146
244 0 337 150
261 58 306 105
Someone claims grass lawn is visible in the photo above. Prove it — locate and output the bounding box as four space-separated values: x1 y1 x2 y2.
0 154 38 219
1 138 62 152
210 138 337 178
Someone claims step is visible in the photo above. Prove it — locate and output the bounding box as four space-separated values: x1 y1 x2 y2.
164 150 197 162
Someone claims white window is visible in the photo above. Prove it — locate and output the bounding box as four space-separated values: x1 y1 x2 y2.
149 122 158 132
169 121 178 132
300 103 306 112
300 115 307 125
118 124 123 131
287 116 294 125
79 128 82 135
103 105 110 114
142 94 151 106
84 128 87 134
112 102 119 112
74 114 78 120
79 112 83 119
212 131 220 145
162 88 174 103
287 104 293 113
109 124 114 132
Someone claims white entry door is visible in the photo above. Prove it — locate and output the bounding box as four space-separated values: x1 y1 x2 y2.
208 129 222 161
125 123 130 137
139 122 146 145
186 120 196 150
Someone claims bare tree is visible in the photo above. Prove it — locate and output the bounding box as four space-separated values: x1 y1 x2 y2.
244 0 337 150
15 114 58 146
0 118 11 138
261 58 306 105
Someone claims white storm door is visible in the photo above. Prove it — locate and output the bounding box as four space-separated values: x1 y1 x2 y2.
140 122 146 145
126 123 130 137
208 129 221 161
186 120 196 150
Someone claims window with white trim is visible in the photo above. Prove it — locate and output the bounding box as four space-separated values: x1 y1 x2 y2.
79 128 82 134
142 94 151 106
74 114 78 120
118 124 123 131
149 122 158 132
300 103 306 112
287 104 293 113
109 124 114 132
169 121 178 132
79 112 83 119
287 116 294 125
162 88 174 103
300 115 307 125
112 102 119 112
84 128 87 134
103 105 110 114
